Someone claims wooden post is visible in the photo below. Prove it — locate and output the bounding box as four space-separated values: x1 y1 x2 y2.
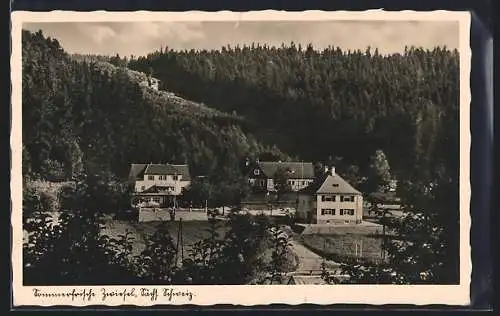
382 212 386 261
175 217 181 265
360 239 363 258
180 218 184 263
175 218 184 266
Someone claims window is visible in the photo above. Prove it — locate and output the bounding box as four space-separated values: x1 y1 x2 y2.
148 175 154 180
340 195 355 202
321 209 336 215
173 175 179 181
321 195 336 202
340 209 355 216
141 186 145 191
253 169 260 176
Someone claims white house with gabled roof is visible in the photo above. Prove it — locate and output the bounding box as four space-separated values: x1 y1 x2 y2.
247 160 315 192
128 163 191 206
297 166 363 224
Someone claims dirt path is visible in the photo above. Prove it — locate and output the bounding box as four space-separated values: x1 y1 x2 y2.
289 240 341 275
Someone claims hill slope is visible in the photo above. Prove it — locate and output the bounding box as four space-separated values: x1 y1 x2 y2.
22 30 287 186
128 45 459 183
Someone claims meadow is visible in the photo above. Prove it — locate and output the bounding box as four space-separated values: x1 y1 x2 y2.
101 218 298 281
100 219 228 257
298 233 386 264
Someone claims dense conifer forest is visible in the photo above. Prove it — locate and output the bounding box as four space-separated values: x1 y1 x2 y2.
21 29 460 285
22 30 286 187
128 43 459 185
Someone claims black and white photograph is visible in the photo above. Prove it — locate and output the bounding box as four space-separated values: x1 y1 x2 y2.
11 11 471 306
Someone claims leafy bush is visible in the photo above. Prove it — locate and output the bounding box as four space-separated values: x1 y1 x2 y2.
23 174 138 285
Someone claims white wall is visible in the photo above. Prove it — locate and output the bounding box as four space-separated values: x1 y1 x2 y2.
287 178 314 191
263 178 314 192
135 174 190 195
249 177 314 192
267 178 274 191
315 194 363 224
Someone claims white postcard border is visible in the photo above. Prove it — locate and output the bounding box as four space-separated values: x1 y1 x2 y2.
10 10 472 307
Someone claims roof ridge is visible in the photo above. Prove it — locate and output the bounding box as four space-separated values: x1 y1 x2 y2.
299 173 361 195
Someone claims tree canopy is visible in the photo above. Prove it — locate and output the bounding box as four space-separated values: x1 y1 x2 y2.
22 30 285 194
128 43 459 184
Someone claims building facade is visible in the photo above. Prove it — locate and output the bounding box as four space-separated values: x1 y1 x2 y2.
297 167 363 224
247 160 315 192
128 163 191 207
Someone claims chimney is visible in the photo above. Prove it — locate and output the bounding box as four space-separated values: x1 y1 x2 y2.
324 166 329 174
330 166 336 176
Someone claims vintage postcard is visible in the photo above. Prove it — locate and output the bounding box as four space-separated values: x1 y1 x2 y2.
11 10 471 307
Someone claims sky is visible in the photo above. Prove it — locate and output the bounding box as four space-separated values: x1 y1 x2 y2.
23 20 459 57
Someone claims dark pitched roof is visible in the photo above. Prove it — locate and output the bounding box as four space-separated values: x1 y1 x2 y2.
128 163 147 182
256 161 315 179
144 164 178 175
171 165 191 181
128 163 191 181
299 172 361 195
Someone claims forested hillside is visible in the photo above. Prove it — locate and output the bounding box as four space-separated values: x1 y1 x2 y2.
129 43 460 183
127 44 461 284
22 30 286 186
21 30 461 285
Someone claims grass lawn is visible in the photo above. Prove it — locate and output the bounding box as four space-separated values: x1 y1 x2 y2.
298 234 386 264
101 219 228 257
292 223 384 236
101 218 299 280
